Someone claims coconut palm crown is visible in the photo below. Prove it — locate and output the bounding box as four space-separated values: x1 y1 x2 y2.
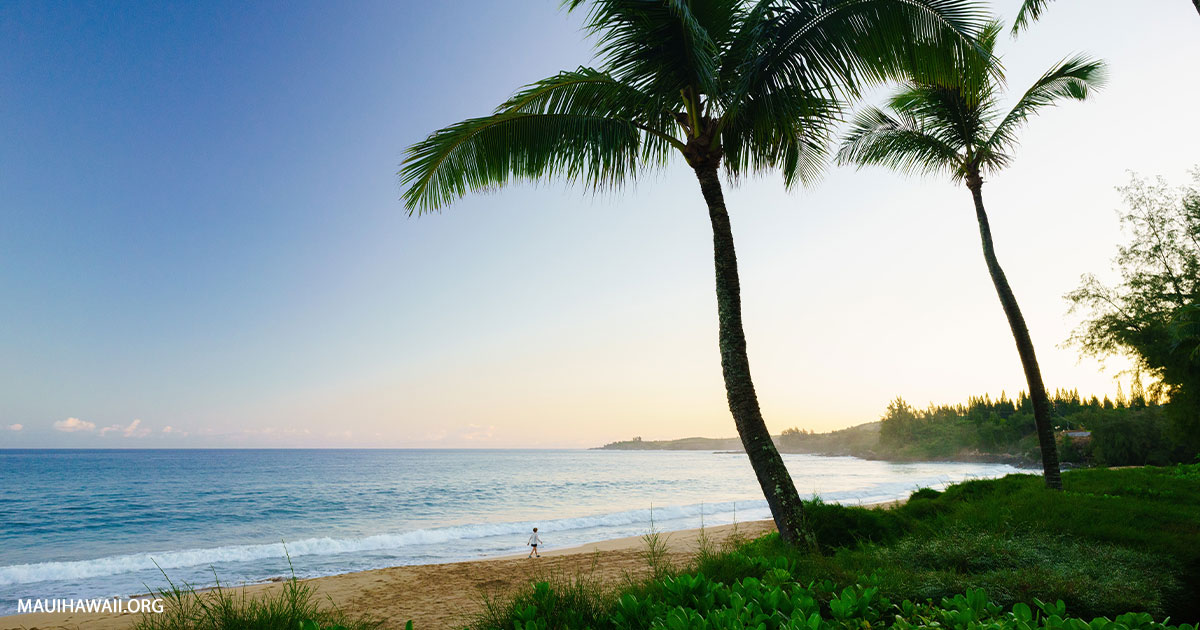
400 0 990 546
838 21 1106 489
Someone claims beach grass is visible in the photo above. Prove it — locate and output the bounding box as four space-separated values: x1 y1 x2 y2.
131 570 384 630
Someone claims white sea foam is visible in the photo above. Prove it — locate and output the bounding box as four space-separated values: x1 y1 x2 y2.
0 499 767 586
0 453 1023 601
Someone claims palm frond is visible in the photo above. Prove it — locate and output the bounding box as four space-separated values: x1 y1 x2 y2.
902 19 1006 99
745 0 991 101
889 76 1003 162
721 83 841 187
1011 0 1053 35
836 105 963 179
399 112 646 214
564 0 735 100
495 67 686 157
981 54 1106 166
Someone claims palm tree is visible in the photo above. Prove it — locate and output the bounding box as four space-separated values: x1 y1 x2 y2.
400 0 987 546
837 22 1106 490
1012 0 1199 34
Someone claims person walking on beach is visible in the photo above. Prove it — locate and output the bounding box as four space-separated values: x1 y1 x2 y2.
527 527 542 558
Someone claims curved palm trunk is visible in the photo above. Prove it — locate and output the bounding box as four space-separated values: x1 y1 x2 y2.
694 164 815 547
967 178 1063 490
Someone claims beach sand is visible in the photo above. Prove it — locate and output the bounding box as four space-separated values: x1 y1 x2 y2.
1 520 774 630
4 499 904 630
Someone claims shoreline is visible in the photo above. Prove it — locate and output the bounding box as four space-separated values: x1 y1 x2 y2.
602 447 1037 467
1 499 905 630
0 521 774 630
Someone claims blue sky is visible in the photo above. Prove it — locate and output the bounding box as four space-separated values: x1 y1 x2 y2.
2 0 1198 448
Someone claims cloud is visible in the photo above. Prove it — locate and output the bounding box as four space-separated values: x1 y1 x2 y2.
161 426 190 437
461 424 496 441
54 417 96 432
6 424 22 432
99 419 151 438
124 419 150 437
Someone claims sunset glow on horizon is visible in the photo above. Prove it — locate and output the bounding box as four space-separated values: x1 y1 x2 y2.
2 0 1197 448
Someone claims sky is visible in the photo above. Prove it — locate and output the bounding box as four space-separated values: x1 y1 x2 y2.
1 0 1198 449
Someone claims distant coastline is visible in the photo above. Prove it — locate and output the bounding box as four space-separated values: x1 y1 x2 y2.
593 421 1035 466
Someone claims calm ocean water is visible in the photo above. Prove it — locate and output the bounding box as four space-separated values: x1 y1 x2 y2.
0 449 1026 613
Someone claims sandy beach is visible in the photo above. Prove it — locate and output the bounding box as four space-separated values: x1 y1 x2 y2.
1 519 778 630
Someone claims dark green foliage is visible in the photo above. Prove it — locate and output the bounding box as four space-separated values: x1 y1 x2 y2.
1066 170 1200 455
401 0 992 212
908 487 942 501
472 561 1190 630
877 393 1040 458
801 499 904 550
131 576 382 630
869 389 1193 465
469 466 1200 629
1078 407 1181 466
836 23 1106 184
886 466 1200 620
475 575 612 630
833 529 1183 619
1012 0 1053 34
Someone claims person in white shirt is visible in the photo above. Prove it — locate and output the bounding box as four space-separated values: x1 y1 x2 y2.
527 527 543 558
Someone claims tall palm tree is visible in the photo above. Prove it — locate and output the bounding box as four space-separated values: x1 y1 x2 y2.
1012 0 1199 34
837 22 1106 490
400 0 987 546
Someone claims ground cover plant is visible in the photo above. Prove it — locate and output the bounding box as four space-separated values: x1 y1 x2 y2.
470 464 1200 629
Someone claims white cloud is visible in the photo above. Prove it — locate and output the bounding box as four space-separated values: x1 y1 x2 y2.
124 419 150 438
461 424 496 441
6 424 22 432
161 426 190 437
99 419 151 438
54 417 96 432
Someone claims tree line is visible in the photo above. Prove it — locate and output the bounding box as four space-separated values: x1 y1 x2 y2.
868 384 1195 467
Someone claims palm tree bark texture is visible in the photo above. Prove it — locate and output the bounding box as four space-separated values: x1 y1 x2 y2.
694 158 814 547
966 171 1063 490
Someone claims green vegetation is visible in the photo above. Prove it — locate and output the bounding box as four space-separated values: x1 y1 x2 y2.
614 379 1195 465
606 384 1195 467
1067 170 1200 455
132 573 382 630
469 465 1200 629
399 0 991 546
871 387 1196 466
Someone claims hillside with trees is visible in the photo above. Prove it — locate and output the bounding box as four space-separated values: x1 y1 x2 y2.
600 384 1195 467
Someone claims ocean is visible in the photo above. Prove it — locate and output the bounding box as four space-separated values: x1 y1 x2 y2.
0 449 1026 613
